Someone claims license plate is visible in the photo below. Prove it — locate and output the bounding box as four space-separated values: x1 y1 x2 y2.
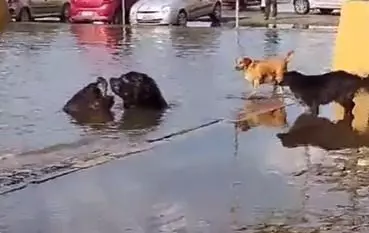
81 11 94 17
138 14 155 20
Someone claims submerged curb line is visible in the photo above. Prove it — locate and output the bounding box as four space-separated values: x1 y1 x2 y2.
0 96 298 196
234 23 338 30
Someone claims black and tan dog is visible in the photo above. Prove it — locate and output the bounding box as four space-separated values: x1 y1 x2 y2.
63 77 115 123
278 70 369 118
109 71 168 110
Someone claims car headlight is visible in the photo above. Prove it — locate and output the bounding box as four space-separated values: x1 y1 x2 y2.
161 6 170 14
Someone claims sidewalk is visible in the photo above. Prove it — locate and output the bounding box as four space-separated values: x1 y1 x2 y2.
220 6 340 28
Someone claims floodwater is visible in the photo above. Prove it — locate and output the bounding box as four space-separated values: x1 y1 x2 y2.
3 23 369 232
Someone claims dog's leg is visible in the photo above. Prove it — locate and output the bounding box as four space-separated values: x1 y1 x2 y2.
247 80 260 99
247 90 258 99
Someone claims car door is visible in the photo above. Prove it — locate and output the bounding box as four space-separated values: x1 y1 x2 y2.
196 0 214 17
46 0 65 15
185 0 203 19
29 0 50 15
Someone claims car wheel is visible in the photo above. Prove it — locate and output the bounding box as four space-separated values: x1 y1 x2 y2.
60 3 71 22
319 8 333 14
176 10 187 26
293 0 310 14
16 7 32 22
209 2 221 22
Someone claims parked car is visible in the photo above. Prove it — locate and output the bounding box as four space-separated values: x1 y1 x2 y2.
69 0 137 24
1 0 10 31
293 0 342 14
7 0 70 22
129 0 222 26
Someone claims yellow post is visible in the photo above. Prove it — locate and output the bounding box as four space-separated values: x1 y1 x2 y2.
0 0 10 33
332 0 369 133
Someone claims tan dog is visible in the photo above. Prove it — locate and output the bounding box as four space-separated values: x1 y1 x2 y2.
235 50 294 90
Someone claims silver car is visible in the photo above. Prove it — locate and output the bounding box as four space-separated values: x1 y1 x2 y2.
129 0 222 26
8 0 70 22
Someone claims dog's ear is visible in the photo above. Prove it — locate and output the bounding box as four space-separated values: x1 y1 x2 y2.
242 57 253 67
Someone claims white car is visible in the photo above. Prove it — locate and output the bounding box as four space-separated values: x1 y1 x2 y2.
293 0 342 14
130 0 222 26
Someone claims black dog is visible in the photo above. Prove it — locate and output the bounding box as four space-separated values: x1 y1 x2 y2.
109 71 168 110
278 70 369 117
63 77 115 123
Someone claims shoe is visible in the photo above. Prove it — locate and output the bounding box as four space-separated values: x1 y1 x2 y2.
264 16 269 20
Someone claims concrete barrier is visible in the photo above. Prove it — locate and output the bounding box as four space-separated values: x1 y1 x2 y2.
332 1 369 133
0 0 10 33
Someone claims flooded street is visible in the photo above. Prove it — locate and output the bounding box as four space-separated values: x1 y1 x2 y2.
3 23 369 232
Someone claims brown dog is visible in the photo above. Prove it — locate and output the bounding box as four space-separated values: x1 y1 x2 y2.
235 50 294 90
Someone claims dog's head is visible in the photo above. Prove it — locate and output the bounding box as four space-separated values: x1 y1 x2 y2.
63 77 114 117
235 57 253 71
109 71 168 110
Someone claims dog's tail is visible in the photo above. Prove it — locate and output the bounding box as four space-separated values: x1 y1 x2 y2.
284 50 294 62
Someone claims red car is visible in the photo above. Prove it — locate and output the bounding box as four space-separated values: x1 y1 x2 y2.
70 0 137 24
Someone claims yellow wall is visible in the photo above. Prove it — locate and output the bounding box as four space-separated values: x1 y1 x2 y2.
0 0 10 33
333 1 369 132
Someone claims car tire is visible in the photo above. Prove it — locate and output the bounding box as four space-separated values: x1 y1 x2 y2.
319 8 333 14
16 7 32 22
60 3 71 22
209 2 222 23
176 10 187 26
293 0 310 14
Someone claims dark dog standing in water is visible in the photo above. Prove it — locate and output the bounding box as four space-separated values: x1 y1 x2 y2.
63 77 115 123
109 71 168 110
278 70 369 118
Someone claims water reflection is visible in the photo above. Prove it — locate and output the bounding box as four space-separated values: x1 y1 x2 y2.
67 110 115 126
277 112 369 150
119 108 166 132
235 96 287 132
70 24 133 57
169 27 221 57
263 28 280 57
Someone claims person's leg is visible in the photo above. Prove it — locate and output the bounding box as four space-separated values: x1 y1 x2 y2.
264 0 271 20
271 0 278 18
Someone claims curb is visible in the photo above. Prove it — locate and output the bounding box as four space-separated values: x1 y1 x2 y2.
227 23 338 30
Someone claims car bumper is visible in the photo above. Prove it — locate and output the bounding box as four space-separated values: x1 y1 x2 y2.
70 7 114 23
130 11 175 25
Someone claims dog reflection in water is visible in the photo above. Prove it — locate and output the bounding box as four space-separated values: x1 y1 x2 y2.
276 113 369 151
235 96 288 132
